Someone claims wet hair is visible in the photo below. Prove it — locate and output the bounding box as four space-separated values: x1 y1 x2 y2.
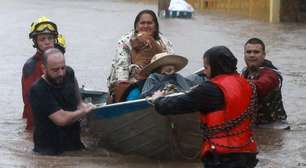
134 9 160 40
245 37 265 52
203 46 237 78
42 48 63 66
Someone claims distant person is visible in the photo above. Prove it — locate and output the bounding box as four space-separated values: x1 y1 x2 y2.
22 16 65 130
140 52 191 98
151 46 258 168
242 38 288 128
107 9 174 102
29 48 93 155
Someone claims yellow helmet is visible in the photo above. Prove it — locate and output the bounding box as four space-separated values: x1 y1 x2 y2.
55 34 66 53
29 16 58 39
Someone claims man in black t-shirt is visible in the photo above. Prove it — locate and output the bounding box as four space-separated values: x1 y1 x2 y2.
29 48 93 155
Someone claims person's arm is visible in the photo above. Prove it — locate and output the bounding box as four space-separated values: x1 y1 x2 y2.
73 74 82 104
49 102 93 127
22 72 32 111
29 78 94 127
153 81 224 115
141 75 162 98
21 58 40 120
159 34 174 53
252 68 280 97
130 32 149 50
48 68 94 126
108 33 133 87
22 59 35 106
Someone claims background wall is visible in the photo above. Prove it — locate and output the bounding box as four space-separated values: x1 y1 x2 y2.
280 0 306 22
187 0 270 21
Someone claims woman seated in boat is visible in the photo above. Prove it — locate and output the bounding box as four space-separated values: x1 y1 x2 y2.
107 9 174 103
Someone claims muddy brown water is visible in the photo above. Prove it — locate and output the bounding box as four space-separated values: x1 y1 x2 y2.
0 0 306 167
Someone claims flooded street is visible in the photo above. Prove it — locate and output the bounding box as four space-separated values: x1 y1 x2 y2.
0 0 306 167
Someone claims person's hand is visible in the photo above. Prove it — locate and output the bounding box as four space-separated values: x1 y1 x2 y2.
135 71 146 80
130 65 146 80
136 32 155 48
78 102 95 114
116 80 130 85
151 90 166 102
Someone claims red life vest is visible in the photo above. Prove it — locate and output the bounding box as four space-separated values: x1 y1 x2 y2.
200 74 257 157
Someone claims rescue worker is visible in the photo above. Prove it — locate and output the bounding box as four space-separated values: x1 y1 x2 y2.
151 46 258 168
242 38 288 128
22 16 64 130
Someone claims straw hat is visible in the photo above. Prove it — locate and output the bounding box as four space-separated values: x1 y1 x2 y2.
141 52 188 75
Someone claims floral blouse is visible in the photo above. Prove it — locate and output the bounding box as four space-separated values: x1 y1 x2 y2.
107 30 174 87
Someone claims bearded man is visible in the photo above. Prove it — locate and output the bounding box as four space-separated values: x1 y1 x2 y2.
29 48 93 155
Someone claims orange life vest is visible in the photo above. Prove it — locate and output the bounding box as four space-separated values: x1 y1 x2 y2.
200 74 257 157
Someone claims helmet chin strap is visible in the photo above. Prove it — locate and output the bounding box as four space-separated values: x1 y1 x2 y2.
32 40 44 53
32 39 38 48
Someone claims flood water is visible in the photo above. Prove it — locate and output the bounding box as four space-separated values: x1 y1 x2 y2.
0 0 306 167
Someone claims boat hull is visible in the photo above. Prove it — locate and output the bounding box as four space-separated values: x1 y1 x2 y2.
82 90 202 160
